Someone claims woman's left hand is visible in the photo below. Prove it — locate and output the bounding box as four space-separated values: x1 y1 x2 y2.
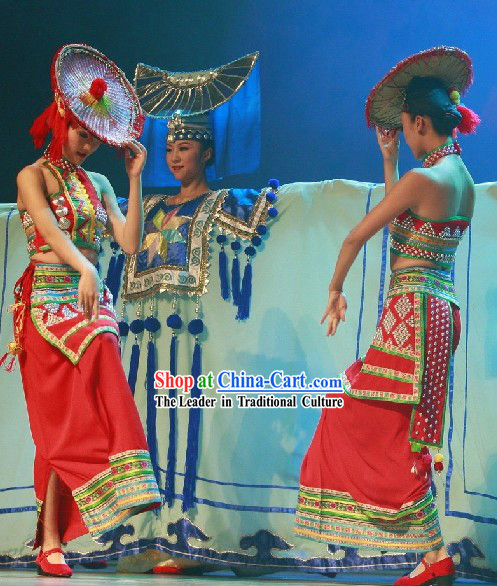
376 127 400 163
125 140 147 178
320 289 348 336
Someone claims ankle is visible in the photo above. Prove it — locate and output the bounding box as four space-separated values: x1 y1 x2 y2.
424 550 450 565
41 543 62 552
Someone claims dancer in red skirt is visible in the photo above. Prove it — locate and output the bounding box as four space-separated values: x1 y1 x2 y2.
296 47 480 586
2 44 161 577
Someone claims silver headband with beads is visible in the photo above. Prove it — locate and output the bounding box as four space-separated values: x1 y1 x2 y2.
166 112 213 143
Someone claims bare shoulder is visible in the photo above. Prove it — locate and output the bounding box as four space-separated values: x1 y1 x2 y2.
406 167 439 187
17 162 45 186
391 168 438 197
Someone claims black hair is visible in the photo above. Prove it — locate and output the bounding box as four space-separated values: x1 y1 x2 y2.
201 140 215 167
405 76 462 136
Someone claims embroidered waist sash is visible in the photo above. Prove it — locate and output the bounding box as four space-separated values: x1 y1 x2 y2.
387 267 458 306
340 267 458 447
29 263 119 364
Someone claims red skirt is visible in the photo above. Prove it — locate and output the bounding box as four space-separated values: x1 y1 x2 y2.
13 263 161 547
295 268 461 552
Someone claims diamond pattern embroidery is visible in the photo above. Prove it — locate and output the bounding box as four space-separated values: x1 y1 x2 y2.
373 326 383 343
395 295 412 319
393 322 410 347
383 310 396 334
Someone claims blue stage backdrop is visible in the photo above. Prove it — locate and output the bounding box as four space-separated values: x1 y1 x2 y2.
1 0 496 204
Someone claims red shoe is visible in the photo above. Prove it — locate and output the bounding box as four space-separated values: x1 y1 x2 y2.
394 557 455 586
36 548 73 578
152 564 183 574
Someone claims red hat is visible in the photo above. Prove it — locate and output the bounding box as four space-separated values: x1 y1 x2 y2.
30 43 144 160
365 46 474 130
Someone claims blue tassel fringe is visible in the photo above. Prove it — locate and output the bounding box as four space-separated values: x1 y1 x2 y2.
146 340 161 503
111 253 126 305
232 256 241 306
127 342 140 396
106 253 117 295
236 262 252 320
164 334 178 507
182 341 202 512
219 249 230 300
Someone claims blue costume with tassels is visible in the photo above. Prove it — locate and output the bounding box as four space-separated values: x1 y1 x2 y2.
107 53 281 540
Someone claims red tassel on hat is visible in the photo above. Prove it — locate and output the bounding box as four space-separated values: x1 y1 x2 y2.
29 102 57 148
456 104 481 134
29 98 74 160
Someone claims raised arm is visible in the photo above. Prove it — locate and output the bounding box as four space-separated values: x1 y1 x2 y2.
98 140 146 254
322 169 431 336
17 166 101 320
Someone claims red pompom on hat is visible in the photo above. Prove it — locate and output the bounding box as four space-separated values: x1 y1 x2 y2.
89 78 108 100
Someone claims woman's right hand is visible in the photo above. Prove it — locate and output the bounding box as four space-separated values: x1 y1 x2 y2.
376 127 400 163
78 264 100 320
320 289 348 337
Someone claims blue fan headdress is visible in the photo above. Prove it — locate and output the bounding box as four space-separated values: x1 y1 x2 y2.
135 52 261 187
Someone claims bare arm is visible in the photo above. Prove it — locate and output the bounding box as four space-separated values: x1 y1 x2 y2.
17 166 100 319
322 169 432 335
98 140 146 255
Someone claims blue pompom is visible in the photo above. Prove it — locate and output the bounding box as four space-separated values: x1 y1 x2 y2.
216 234 227 245
245 246 256 257
266 192 278 204
268 178 280 190
110 241 120 251
188 318 204 335
251 236 262 247
144 316 161 333
167 313 183 329
256 224 267 235
129 319 145 335
231 241 241 251
268 207 279 218
118 321 129 336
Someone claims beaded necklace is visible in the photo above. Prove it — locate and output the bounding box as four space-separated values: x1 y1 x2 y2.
422 140 461 168
43 147 80 173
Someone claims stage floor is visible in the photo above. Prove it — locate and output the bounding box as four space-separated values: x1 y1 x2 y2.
0 569 494 586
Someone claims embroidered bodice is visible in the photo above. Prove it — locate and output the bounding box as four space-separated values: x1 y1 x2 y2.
389 208 470 269
20 162 108 257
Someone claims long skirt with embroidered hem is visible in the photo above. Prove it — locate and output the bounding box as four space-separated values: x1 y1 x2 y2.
295 287 461 553
19 314 161 548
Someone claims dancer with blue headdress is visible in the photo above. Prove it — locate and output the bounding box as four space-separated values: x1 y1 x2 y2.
115 52 281 575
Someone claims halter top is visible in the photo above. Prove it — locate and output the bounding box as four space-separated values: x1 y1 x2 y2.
389 208 470 270
20 161 108 257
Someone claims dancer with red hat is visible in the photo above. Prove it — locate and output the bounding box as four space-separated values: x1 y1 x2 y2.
296 46 480 586
2 44 161 578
